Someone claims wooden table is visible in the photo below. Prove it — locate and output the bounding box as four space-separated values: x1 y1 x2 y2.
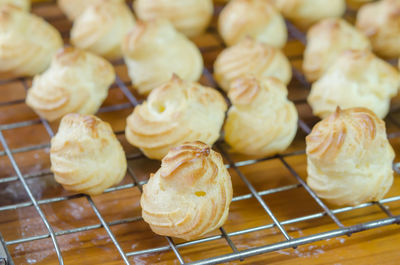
0 1 399 264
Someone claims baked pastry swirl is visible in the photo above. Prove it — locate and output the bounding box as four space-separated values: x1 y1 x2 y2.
218 0 287 48
0 0 29 10
356 0 400 58
50 114 127 195
303 18 371 82
306 107 395 206
122 19 203 95
71 0 136 60
214 38 292 92
271 0 346 29
26 47 115 121
58 0 123 20
0 5 63 78
224 75 298 156
134 0 213 37
125 76 227 160
308 50 399 119
140 141 233 240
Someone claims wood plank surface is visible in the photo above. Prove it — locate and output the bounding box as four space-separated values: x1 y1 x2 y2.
0 1 399 264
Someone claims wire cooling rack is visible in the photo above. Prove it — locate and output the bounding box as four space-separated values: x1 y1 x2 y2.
0 1 399 265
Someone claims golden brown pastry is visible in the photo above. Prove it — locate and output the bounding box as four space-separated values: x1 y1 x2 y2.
26 47 115 121
50 113 127 195
0 0 29 10
122 19 203 95
306 107 394 206
0 5 63 79
58 0 123 20
271 0 346 29
356 0 400 58
140 141 233 240
303 18 371 82
71 0 136 60
224 75 298 156
308 50 399 119
214 38 292 92
125 76 227 160
218 0 287 48
134 0 213 37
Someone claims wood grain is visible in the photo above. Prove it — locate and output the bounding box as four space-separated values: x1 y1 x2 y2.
0 1 399 265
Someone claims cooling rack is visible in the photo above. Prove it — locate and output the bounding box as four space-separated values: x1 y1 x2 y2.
0 1 399 265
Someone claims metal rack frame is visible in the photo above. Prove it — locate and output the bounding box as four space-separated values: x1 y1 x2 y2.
0 1 399 264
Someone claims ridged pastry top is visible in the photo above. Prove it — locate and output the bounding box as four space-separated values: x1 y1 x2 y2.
0 0 29 10
308 50 400 119
271 0 346 29
71 0 135 60
224 75 298 156
214 38 292 92
58 0 123 20
125 76 227 160
218 0 287 48
134 0 213 37
306 107 394 206
50 114 127 195
0 5 63 78
26 47 115 121
122 19 203 95
140 141 233 240
303 18 371 82
356 0 400 58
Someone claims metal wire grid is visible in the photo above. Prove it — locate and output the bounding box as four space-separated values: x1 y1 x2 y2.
0 2 399 265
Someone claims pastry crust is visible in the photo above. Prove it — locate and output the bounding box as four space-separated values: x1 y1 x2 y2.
218 0 287 48
214 38 292 92
224 75 298 156
58 0 123 20
71 0 136 60
306 107 394 206
271 0 346 29
0 5 63 78
26 47 115 121
308 50 399 119
140 141 233 240
50 113 127 195
134 0 213 37
125 76 227 160
0 0 29 10
356 0 400 58
303 18 371 82
122 19 203 95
